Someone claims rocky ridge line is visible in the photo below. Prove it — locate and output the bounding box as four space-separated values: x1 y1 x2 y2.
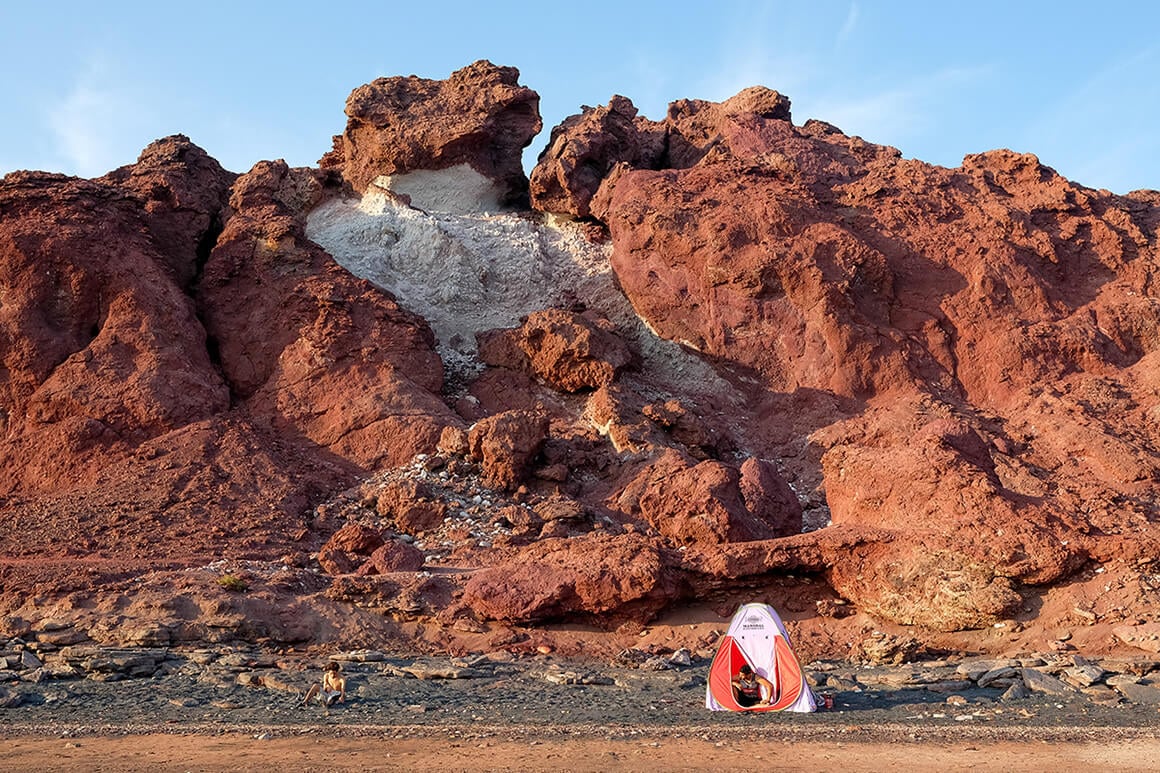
1 60 1159 665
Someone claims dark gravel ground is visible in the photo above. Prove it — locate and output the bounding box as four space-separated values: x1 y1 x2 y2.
4 655 1160 743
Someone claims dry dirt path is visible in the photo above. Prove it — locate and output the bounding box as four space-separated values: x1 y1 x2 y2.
3 728 1160 772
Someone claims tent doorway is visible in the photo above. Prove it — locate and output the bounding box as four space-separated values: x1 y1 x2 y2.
705 602 816 712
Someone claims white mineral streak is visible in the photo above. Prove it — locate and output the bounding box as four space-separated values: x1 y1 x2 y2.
369 165 503 215
305 187 732 399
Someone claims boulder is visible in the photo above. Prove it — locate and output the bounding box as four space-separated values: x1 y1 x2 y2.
321 60 541 208
467 410 550 491
477 309 634 392
662 86 792 168
375 479 448 534
492 504 542 529
397 502 449 535
614 449 799 545
532 496 586 522
1114 681 1160 705
437 426 470 457
318 523 385 575
826 539 1024 631
360 539 425 574
738 457 802 536
585 384 666 455
641 399 728 460
461 534 684 623
1022 668 1077 697
325 522 385 554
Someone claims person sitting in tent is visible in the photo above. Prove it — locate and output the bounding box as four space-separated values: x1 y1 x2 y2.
731 664 773 708
706 602 815 712
302 661 346 707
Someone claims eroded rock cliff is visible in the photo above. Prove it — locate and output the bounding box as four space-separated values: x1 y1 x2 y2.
3 61 1159 661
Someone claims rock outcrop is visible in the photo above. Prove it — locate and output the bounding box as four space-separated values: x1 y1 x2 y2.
461 533 684 624
528 83 1160 630
0 137 232 498
467 410 550 491
477 309 634 391
529 95 665 218
320 60 541 208
529 86 791 217
613 449 802 544
197 159 457 469
3 61 1160 655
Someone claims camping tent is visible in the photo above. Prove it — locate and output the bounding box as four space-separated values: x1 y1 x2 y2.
705 602 816 712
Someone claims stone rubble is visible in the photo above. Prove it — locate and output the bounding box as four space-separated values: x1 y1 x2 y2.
4 634 1160 714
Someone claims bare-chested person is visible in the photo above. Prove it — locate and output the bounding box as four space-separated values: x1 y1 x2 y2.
302 662 346 707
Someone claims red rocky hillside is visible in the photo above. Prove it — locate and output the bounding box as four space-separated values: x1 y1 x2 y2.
2 60 1159 661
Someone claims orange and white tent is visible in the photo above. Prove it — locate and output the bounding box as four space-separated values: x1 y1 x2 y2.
705 602 816 712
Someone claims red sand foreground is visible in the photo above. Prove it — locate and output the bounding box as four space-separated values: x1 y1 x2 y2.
3 731 1160 772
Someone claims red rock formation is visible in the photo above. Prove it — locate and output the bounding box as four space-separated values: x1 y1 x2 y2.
4 62 1160 650
584 384 667 455
197 160 459 468
325 521 385 554
738 457 802 537
461 533 684 623
0 133 461 629
375 478 448 534
467 410 550 491
533 84 1160 629
0 138 233 496
641 398 730 461
529 87 790 217
662 86 792 168
359 538 425 574
98 135 235 289
529 95 665 218
320 60 541 204
613 449 802 544
476 309 634 391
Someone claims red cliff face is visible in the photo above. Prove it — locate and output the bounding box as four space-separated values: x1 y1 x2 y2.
2 62 1160 653
197 159 459 469
531 90 1160 630
0 138 458 588
0 137 233 496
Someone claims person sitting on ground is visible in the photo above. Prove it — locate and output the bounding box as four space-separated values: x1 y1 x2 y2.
302 661 346 707
731 663 773 708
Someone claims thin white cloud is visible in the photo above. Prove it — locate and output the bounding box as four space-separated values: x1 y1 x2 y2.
801 65 991 149
693 44 814 107
47 55 153 177
688 1 814 105
836 2 859 49
1020 45 1159 192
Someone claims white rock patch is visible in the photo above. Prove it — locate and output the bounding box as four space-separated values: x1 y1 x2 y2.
370 164 504 214
305 190 733 399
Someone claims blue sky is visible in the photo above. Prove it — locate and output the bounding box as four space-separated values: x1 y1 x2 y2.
2 1 1157 193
